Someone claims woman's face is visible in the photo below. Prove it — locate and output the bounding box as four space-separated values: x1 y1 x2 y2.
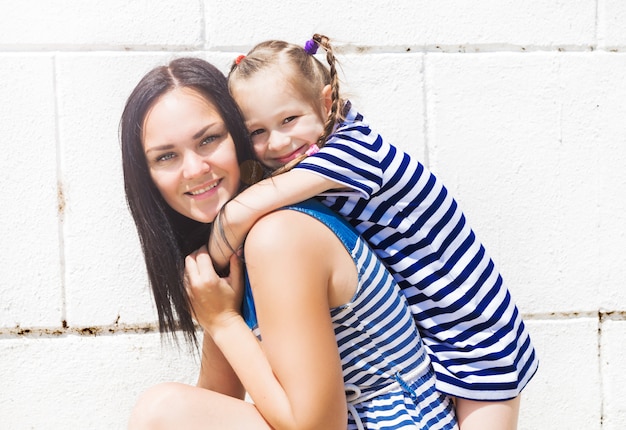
142 87 241 224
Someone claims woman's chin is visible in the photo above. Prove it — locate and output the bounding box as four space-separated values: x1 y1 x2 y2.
189 211 218 224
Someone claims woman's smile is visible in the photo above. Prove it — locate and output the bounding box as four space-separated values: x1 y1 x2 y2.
185 179 222 198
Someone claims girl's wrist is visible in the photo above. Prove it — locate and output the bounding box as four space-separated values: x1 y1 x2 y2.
208 234 235 272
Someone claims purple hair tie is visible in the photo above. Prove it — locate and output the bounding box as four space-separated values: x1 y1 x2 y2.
304 38 319 55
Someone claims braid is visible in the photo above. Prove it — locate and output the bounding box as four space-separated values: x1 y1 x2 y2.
313 34 342 148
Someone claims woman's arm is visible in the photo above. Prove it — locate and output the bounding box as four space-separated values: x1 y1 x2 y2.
186 253 246 398
208 169 340 271
242 210 351 428
196 329 245 399
187 250 297 425
187 213 351 429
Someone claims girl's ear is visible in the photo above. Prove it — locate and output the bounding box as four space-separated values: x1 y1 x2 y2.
322 84 332 116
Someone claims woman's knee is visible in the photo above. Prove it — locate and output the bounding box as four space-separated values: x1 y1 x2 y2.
128 382 191 429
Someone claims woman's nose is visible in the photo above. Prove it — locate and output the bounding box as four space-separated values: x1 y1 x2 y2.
182 151 211 179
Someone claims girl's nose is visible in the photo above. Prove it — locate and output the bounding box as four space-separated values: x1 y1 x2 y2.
267 129 291 151
182 151 211 179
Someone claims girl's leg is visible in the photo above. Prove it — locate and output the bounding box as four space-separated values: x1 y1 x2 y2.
128 382 272 430
454 396 521 430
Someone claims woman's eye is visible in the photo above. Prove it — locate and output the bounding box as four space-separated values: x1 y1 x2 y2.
201 135 218 146
156 152 175 163
250 129 265 137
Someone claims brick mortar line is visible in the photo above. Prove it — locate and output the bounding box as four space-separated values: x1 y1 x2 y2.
2 44 626 54
3 311 626 337
0 323 160 338
523 311 626 320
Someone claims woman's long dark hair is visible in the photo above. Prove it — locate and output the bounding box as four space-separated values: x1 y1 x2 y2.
120 58 257 346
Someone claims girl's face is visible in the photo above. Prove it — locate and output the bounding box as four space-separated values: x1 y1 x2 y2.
142 87 241 224
231 68 329 170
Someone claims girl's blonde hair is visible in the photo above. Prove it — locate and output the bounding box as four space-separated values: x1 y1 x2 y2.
228 34 343 174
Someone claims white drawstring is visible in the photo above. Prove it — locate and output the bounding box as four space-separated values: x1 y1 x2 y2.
344 359 431 429
346 403 365 430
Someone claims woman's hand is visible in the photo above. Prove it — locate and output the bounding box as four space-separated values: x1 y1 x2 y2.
185 246 244 333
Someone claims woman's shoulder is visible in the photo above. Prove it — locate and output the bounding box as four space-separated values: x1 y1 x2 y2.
244 205 358 308
243 204 353 272
246 207 329 251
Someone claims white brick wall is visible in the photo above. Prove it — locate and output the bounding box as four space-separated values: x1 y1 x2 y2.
1 1 624 428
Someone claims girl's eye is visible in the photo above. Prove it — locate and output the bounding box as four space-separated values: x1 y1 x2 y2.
250 129 265 137
283 116 297 124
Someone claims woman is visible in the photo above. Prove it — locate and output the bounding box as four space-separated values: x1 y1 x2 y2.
121 57 458 429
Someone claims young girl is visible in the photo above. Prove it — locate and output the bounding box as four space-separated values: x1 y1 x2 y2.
209 34 538 428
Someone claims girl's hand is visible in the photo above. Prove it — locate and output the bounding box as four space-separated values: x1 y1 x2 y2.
185 246 244 333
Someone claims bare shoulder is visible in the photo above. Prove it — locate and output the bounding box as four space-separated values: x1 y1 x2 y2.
245 208 330 254
244 207 358 309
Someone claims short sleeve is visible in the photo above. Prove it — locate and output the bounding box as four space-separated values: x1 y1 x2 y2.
295 122 385 200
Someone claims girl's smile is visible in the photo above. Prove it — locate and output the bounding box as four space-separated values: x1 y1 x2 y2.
275 145 310 164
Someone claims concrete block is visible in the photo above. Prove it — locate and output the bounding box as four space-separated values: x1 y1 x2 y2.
204 0 595 49
558 53 626 312
601 319 626 429
55 53 176 327
519 318 601 430
0 331 199 429
338 53 424 156
599 0 626 48
424 52 607 314
0 55 62 328
0 0 202 49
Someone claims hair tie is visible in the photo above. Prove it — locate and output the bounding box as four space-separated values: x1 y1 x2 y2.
305 144 320 156
235 54 246 65
304 39 318 55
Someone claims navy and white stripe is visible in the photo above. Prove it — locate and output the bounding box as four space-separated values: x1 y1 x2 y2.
243 200 458 429
295 102 538 400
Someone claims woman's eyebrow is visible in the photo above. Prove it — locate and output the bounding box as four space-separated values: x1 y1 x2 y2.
145 123 219 154
193 125 211 139
145 143 174 155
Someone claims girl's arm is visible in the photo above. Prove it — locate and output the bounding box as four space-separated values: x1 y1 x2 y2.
187 211 349 430
454 397 521 430
208 169 341 271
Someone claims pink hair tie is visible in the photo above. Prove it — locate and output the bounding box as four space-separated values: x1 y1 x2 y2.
235 54 245 65
304 39 318 55
305 144 320 156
